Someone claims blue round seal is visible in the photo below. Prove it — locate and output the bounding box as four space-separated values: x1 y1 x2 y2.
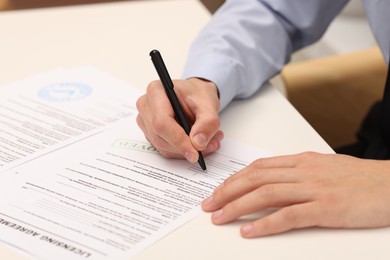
38 82 92 102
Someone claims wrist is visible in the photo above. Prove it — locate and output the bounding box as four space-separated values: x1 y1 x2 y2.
187 77 220 99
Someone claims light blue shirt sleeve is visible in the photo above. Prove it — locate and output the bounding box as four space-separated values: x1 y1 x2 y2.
182 0 349 110
362 0 390 62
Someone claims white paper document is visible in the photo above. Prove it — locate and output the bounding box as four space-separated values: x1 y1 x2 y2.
0 67 273 259
0 67 139 173
0 120 272 259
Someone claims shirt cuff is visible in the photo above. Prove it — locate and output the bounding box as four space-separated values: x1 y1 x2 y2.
182 53 243 111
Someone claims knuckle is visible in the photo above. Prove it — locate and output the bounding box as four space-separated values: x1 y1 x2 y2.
151 135 167 151
252 158 266 168
136 114 144 128
212 186 231 205
280 207 298 224
135 95 145 111
172 135 185 148
245 167 265 183
206 116 220 130
146 80 162 94
150 118 166 133
299 151 320 160
212 187 226 202
222 176 234 187
246 170 260 182
259 184 276 200
224 201 240 216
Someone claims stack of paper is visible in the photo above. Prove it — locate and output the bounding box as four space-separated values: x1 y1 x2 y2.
0 67 272 259
0 67 139 173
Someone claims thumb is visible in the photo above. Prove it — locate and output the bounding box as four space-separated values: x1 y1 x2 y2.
190 108 221 151
185 78 222 151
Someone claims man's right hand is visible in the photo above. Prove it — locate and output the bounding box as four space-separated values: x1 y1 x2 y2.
136 77 224 163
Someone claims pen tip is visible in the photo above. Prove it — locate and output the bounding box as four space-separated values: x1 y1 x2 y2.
198 152 207 172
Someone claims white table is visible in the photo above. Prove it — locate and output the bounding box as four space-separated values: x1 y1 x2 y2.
0 1 388 259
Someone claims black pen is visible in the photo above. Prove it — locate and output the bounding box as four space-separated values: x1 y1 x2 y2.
149 49 207 171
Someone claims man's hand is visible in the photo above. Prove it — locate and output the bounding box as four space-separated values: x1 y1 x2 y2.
202 152 390 237
136 78 224 163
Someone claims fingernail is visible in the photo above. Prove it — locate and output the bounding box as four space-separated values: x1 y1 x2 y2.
193 133 207 148
212 209 223 219
242 224 254 236
184 151 196 163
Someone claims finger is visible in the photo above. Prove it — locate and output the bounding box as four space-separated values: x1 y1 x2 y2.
202 168 300 212
137 101 182 157
136 90 165 145
252 154 304 168
136 113 153 146
209 183 310 225
202 130 224 155
145 80 173 116
143 81 199 162
220 153 306 187
190 113 220 151
178 79 221 151
240 202 319 238
136 113 147 138
150 126 223 159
